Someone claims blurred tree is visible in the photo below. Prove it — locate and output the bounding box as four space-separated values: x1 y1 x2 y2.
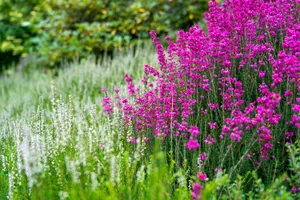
0 0 209 72
0 0 47 72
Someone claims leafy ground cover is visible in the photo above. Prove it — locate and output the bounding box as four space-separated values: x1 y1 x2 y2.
1 0 300 199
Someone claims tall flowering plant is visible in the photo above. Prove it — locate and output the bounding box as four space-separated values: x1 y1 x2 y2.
102 0 299 197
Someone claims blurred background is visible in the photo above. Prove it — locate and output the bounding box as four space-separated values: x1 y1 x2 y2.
0 0 209 74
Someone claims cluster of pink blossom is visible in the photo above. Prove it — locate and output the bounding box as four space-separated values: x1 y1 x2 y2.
102 0 299 198
192 172 207 199
192 154 208 199
102 88 113 116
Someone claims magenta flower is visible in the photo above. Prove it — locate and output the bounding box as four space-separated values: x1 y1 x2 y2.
186 137 200 150
208 103 218 110
127 137 135 143
197 172 207 181
208 122 217 130
189 126 200 136
204 134 216 146
259 71 266 78
284 90 292 97
291 187 297 194
102 97 113 116
114 88 120 93
199 153 207 161
285 132 294 139
191 183 203 200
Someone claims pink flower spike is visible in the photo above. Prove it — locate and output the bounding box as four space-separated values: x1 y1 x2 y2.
285 132 294 139
197 172 207 181
191 183 203 200
186 137 200 150
199 153 207 161
284 90 292 97
149 30 156 38
189 126 200 136
114 88 120 93
208 122 217 130
204 134 216 146
259 71 265 78
291 187 297 194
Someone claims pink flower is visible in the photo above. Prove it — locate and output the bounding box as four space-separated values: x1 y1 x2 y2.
191 183 203 200
204 134 216 146
199 153 207 161
208 103 218 110
208 122 217 130
189 126 200 136
127 137 135 143
259 71 265 78
149 30 156 38
144 138 150 143
285 132 294 139
197 172 207 181
102 97 113 116
186 137 200 150
284 90 292 97
114 88 119 93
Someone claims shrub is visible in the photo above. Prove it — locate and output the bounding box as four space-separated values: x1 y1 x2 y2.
32 0 208 68
0 0 209 71
102 0 300 198
0 0 47 72
0 41 298 200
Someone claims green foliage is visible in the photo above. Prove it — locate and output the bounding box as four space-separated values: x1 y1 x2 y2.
197 141 300 199
0 0 47 71
0 46 299 199
199 172 294 199
33 0 208 68
287 140 300 195
0 0 208 72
